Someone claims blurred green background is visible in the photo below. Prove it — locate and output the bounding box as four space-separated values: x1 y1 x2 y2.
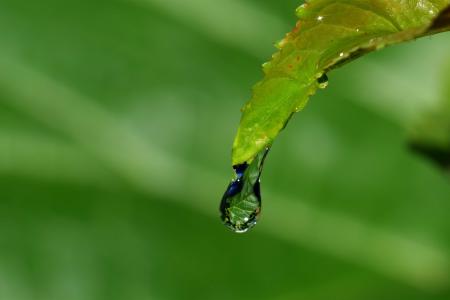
0 0 449 299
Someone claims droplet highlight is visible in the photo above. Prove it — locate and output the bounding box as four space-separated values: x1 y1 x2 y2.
220 148 269 233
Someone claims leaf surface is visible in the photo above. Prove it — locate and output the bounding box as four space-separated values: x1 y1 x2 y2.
232 0 450 165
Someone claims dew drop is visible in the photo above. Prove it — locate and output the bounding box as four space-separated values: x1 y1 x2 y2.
295 4 308 18
220 148 269 233
317 73 329 89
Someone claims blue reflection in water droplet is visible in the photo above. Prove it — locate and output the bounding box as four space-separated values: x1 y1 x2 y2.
220 148 269 233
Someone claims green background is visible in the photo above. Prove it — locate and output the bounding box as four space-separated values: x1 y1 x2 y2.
0 0 449 299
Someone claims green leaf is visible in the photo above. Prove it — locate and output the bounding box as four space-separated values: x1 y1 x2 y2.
232 0 450 165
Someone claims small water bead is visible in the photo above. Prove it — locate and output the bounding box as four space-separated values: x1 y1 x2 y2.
295 4 308 18
220 148 269 233
317 73 329 89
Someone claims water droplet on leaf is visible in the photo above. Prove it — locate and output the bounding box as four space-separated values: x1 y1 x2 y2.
220 148 269 233
295 4 308 18
317 74 329 89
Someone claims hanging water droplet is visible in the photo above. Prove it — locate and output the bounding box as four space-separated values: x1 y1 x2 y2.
317 73 329 89
220 148 269 233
